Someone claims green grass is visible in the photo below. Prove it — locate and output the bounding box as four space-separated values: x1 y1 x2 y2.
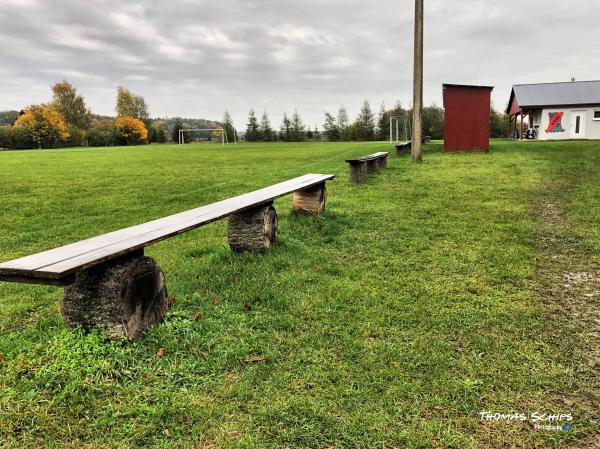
0 140 598 448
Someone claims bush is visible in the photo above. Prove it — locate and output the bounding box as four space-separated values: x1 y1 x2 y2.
0 126 11 149
9 125 35 149
63 126 87 147
88 119 116 147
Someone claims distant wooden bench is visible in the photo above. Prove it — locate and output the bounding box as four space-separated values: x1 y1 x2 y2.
0 174 335 340
345 152 389 183
395 141 412 156
395 136 431 156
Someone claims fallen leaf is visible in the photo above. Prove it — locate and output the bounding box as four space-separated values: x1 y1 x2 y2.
228 276 236 284
164 429 171 438
192 311 203 321
240 355 266 365
212 297 220 306
0 354 6 362
156 347 166 358
168 296 177 306
314 264 321 271
243 303 252 311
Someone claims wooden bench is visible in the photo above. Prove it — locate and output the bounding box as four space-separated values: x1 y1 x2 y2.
0 173 334 340
395 141 412 156
345 152 389 184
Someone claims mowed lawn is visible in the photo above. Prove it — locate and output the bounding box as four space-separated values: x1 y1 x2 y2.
0 140 598 448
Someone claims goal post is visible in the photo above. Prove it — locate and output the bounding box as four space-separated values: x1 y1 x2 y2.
389 116 411 143
178 128 228 145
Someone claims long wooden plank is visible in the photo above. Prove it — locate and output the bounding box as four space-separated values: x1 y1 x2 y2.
0 174 323 272
0 174 334 281
345 152 388 163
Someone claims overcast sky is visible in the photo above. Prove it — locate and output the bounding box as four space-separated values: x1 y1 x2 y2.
1 0 599 128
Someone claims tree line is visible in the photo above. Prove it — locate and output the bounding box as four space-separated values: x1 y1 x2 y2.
242 101 510 142
0 81 220 150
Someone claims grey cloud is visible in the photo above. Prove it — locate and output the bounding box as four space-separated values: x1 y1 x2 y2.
0 0 599 127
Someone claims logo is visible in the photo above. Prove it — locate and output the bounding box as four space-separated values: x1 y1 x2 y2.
545 112 565 133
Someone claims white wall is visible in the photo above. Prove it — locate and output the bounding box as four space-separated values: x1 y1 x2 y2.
536 106 600 140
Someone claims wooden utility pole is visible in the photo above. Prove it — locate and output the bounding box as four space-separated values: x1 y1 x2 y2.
411 0 424 163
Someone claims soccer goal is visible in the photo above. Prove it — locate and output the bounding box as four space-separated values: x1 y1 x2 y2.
178 128 228 145
390 116 411 142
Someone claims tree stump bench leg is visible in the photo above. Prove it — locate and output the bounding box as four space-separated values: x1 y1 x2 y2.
293 183 327 215
365 159 379 175
62 252 168 340
348 161 366 184
227 204 278 252
378 155 388 169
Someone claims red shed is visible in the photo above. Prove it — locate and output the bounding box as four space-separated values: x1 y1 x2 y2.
443 84 494 152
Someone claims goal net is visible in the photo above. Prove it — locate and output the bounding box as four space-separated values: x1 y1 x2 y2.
178 128 228 145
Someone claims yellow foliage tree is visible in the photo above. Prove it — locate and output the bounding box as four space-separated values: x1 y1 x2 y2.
13 104 69 149
115 116 148 145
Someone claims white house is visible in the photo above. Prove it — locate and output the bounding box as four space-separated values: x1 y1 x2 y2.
507 80 600 140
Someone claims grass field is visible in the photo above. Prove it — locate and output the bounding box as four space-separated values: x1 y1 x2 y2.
0 140 598 448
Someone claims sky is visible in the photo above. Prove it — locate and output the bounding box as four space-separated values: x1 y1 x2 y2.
1 0 599 129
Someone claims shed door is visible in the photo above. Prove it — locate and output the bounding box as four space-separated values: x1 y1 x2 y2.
570 111 586 138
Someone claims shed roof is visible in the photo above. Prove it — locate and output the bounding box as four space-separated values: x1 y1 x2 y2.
508 80 600 113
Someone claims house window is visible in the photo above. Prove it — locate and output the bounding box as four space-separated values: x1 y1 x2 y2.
594 110 600 121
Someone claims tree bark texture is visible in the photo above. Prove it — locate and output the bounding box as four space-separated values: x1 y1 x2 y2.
227 205 278 252
62 255 168 340
292 184 327 215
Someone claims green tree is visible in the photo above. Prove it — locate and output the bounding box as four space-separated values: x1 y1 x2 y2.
51 80 92 130
490 103 509 138
322 112 339 141
337 106 349 141
290 109 305 141
116 86 149 124
172 118 183 143
221 110 236 143
280 113 292 142
259 111 273 141
354 100 376 141
422 104 444 139
245 109 260 142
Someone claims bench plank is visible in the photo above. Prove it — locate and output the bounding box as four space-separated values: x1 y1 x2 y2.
345 151 388 163
0 174 334 283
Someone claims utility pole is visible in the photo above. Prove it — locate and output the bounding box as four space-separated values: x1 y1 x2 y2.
411 0 424 163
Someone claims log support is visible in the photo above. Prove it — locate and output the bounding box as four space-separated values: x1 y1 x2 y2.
348 161 366 184
62 252 168 340
227 204 278 252
365 159 379 175
378 155 388 169
292 183 327 215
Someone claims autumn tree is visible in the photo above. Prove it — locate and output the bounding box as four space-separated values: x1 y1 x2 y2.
116 87 149 123
259 111 273 141
51 80 91 131
115 116 148 145
13 104 69 148
245 109 260 141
